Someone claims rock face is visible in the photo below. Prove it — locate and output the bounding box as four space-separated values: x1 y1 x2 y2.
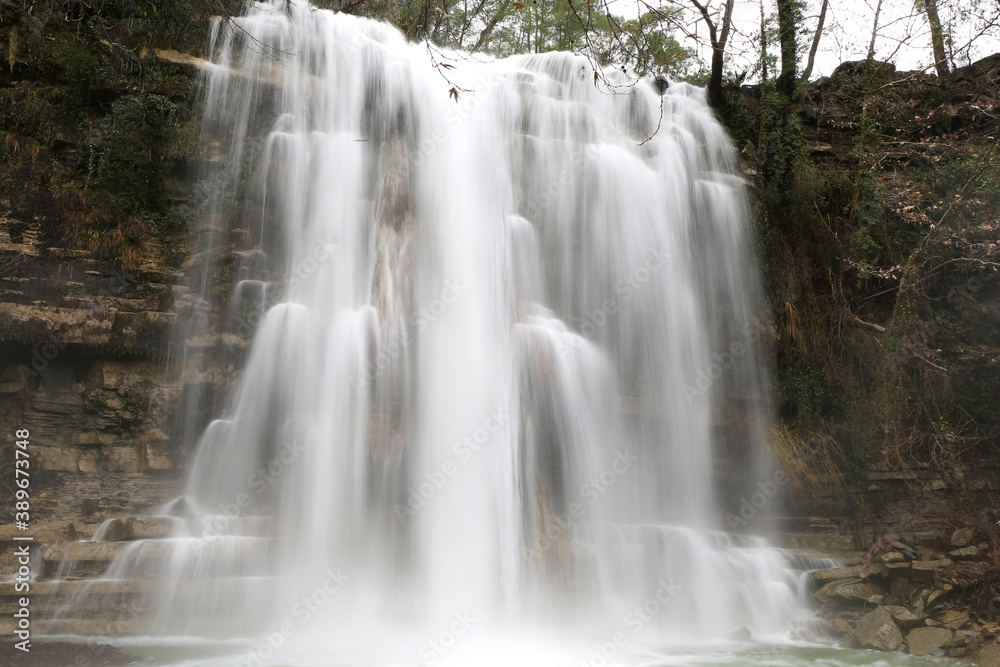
854 607 903 651
0 212 242 627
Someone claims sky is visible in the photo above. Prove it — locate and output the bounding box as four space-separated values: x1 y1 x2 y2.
615 0 1000 80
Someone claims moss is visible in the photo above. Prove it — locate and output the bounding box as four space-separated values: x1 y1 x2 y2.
725 53 1000 488
88 93 181 213
109 311 175 359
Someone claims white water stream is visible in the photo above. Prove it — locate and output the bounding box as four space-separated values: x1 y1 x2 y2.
52 2 864 664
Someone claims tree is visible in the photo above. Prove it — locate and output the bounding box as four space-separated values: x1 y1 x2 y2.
690 0 735 108
775 0 799 98
800 0 827 83
919 0 951 76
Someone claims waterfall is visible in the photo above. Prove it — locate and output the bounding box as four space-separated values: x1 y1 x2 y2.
58 0 818 660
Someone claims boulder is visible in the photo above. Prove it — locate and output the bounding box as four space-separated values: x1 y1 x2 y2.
911 559 953 582
949 546 979 560
828 618 854 637
938 610 971 630
973 642 1000 666
891 541 919 559
890 577 917 598
950 528 974 547
879 551 907 564
854 607 904 651
906 627 953 656
925 583 954 607
99 516 176 541
884 605 924 629
815 578 883 605
811 563 887 583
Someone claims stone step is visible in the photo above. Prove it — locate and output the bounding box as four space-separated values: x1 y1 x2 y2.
34 617 154 636
94 516 178 541
0 579 159 599
1 575 280 623
38 535 276 581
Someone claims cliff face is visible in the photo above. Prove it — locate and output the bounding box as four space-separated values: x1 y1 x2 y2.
724 55 1000 511
0 3 241 603
1 219 180 509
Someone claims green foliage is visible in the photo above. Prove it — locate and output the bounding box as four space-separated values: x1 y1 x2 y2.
601 10 697 77
88 93 181 217
729 49 1000 485
0 1 218 270
327 0 699 77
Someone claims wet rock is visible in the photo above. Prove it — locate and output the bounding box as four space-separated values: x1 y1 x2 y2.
906 627 953 656
891 541 918 560
925 583 953 607
950 528 974 547
879 551 906 563
41 541 129 563
811 563 888 583
911 559 953 582
828 617 854 637
938 610 970 630
884 605 923 629
816 578 883 605
949 546 979 560
100 517 176 542
890 577 917 597
854 607 904 651
971 641 999 665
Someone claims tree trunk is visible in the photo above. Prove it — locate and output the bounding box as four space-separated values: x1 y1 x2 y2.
692 0 733 110
708 46 724 108
867 0 883 62
922 0 951 76
760 0 768 82
801 0 828 83
775 0 799 99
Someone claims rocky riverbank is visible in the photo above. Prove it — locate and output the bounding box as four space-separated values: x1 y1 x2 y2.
812 521 1000 662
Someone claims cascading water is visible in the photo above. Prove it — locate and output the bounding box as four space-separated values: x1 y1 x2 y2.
56 1 823 662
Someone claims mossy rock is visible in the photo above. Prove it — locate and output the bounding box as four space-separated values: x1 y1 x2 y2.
109 311 175 358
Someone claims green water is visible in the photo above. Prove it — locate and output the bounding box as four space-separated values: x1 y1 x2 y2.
97 639 953 667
